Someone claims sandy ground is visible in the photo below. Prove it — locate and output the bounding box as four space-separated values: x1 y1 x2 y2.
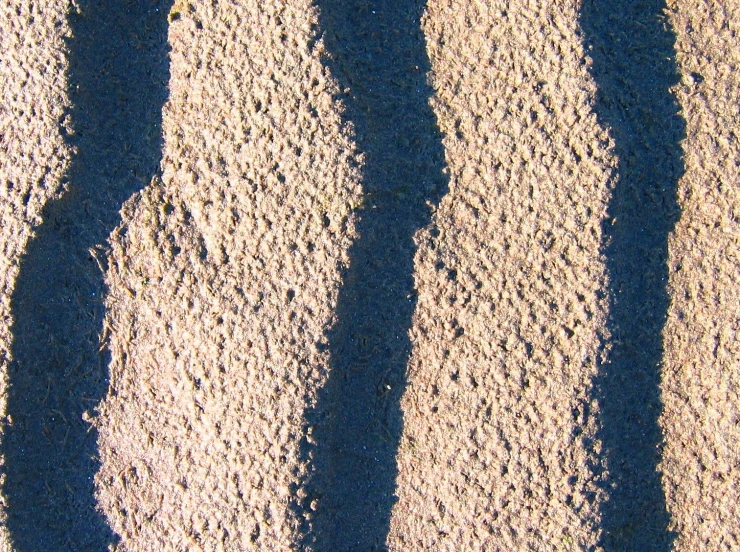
0 0 738 551
0 1 71 549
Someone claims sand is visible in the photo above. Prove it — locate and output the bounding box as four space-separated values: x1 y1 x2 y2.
660 2 740 550
0 0 738 551
0 1 71 548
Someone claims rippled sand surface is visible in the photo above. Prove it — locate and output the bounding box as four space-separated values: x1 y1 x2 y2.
1 1 738 550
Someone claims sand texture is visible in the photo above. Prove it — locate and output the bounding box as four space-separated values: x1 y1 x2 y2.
660 1 740 550
0 0 738 551
0 1 71 549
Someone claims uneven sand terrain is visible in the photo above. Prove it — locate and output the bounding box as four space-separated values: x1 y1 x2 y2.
0 0 738 551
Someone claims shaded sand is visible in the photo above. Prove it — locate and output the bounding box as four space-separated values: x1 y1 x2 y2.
2 1 170 549
0 1 70 549
0 0 738 551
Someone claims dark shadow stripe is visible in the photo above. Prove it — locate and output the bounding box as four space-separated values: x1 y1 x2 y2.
2 1 171 549
579 1 685 549
291 1 448 549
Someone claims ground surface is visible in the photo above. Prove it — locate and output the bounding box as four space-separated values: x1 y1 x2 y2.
0 1 738 551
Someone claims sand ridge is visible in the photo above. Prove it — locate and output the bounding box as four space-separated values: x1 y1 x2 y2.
390 1 612 549
96 1 362 549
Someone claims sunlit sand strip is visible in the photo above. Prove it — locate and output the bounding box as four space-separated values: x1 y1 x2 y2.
94 1 361 549
0 2 70 549
391 1 613 549
662 2 740 550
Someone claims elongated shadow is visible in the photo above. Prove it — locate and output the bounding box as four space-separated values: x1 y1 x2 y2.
292 1 448 549
580 1 685 549
2 1 171 549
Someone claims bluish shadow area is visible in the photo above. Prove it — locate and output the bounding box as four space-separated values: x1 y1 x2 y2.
292 1 448 549
579 1 685 549
2 1 171 549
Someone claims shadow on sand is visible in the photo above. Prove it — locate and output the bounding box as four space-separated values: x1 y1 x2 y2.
579 0 685 549
292 1 448 549
2 1 171 549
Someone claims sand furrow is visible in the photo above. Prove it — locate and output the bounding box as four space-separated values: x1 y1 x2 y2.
0 2 70 550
